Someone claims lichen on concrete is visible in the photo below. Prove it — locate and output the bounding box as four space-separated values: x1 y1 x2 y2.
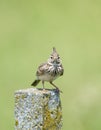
14 88 62 130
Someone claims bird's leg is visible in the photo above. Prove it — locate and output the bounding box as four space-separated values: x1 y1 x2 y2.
50 81 62 93
42 81 45 90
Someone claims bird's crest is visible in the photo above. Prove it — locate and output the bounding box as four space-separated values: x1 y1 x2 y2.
53 47 57 53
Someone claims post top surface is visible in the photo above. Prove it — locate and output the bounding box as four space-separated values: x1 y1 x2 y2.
15 88 59 95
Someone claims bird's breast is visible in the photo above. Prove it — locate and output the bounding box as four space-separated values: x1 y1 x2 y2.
38 73 58 82
37 64 62 82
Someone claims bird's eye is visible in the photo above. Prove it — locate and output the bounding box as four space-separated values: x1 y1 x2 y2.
50 56 53 59
58 56 60 59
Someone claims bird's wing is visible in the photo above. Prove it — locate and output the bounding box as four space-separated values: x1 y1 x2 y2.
36 62 49 76
60 64 64 76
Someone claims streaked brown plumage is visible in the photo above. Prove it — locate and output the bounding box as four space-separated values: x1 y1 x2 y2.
31 47 64 92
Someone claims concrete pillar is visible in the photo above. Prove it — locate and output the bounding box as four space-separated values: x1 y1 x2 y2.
14 88 62 130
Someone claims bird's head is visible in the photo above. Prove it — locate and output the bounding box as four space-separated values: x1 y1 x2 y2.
48 47 61 65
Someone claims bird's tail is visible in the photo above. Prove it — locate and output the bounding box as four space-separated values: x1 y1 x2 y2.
31 80 40 86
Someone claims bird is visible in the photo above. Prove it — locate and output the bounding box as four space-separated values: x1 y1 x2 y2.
31 47 64 92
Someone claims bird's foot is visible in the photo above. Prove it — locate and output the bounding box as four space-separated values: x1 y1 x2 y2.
55 88 63 93
42 88 48 92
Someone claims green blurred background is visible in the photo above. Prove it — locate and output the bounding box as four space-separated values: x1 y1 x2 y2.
0 0 101 130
